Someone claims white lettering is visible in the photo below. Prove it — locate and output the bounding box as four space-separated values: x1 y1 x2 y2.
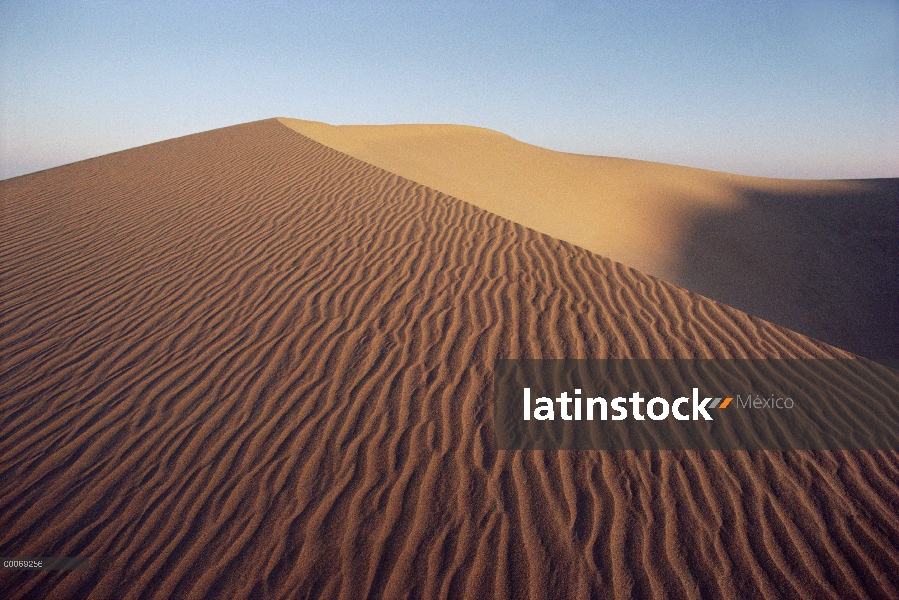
693 387 713 420
647 397 669 420
673 397 690 420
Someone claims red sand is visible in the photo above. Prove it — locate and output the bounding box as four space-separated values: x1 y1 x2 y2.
1 119 897 598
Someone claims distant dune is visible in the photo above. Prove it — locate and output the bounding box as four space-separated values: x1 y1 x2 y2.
279 118 899 361
2 119 898 598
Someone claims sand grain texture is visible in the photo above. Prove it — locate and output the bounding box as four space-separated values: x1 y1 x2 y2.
1 119 898 599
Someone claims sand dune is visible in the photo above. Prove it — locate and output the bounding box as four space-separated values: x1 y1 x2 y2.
279 118 899 361
1 119 898 598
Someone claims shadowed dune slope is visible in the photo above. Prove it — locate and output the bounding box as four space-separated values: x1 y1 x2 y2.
278 118 899 361
1 119 898 599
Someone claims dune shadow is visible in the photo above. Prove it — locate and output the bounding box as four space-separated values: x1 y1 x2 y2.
676 178 899 360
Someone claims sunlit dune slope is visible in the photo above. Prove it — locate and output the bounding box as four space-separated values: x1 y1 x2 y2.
279 118 899 360
3 119 899 599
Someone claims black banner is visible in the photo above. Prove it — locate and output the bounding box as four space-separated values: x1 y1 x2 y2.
1 557 89 571
494 359 899 450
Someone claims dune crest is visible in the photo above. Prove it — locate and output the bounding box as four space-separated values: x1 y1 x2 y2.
278 118 899 360
277 118 855 281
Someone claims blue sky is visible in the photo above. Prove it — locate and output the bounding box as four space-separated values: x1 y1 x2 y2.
1 0 897 180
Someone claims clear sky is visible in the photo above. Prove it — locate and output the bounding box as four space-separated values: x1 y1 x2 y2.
1 0 897 180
